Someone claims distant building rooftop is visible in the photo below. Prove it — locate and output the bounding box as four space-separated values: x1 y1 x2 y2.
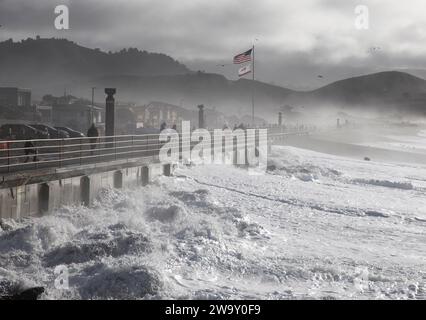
0 87 32 108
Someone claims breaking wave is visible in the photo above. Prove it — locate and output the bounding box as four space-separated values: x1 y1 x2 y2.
351 178 414 190
267 153 342 182
0 182 272 300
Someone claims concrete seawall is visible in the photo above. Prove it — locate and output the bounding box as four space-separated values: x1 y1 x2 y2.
0 129 275 220
0 158 172 220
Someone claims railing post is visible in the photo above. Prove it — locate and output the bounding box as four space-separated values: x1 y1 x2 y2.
35 143 38 170
59 139 63 168
98 137 101 163
158 133 161 159
115 136 117 161
7 142 10 173
80 138 83 166
8 142 11 171
131 135 134 160
145 135 148 157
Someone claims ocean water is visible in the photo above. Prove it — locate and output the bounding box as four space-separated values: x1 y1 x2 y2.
0 142 425 300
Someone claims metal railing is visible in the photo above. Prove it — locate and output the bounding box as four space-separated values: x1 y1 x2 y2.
0 133 165 173
0 127 312 174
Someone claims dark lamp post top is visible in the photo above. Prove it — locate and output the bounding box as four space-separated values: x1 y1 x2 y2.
105 88 116 97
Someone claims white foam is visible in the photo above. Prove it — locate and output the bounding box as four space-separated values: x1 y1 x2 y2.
1 144 425 300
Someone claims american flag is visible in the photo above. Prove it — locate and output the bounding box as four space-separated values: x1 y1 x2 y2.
233 49 252 64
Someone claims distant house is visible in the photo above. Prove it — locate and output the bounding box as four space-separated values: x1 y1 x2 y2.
131 101 229 130
116 105 137 134
52 103 103 133
0 87 32 108
37 105 53 124
41 94 103 133
0 87 40 123
132 101 188 129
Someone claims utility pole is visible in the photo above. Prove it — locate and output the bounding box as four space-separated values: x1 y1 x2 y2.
91 87 96 125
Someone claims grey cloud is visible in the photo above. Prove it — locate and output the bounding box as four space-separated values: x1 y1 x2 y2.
1 0 426 88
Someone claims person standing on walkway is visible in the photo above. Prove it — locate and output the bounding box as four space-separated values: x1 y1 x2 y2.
0 137 11 166
24 139 38 163
87 123 99 155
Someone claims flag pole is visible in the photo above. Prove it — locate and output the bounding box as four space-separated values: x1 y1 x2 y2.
251 44 255 127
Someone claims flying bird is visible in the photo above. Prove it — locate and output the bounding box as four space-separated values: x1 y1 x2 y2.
367 46 381 54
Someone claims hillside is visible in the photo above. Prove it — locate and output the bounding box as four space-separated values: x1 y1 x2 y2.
84 71 426 117
308 71 426 106
0 37 189 91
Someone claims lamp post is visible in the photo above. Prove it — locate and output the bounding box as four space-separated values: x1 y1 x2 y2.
198 104 205 129
105 88 116 137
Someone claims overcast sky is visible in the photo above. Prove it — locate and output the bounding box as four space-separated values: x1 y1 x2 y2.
1 0 426 89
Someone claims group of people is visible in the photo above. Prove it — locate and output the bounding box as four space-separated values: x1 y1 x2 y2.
0 137 39 163
0 139 39 163
222 123 247 130
159 122 248 132
1 123 100 164
160 122 177 131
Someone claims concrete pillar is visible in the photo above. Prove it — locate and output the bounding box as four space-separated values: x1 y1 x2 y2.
81 176 91 206
163 164 172 177
15 186 25 220
198 104 205 129
39 183 50 214
141 166 150 186
233 136 238 166
105 88 116 137
113 170 123 189
278 112 282 126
